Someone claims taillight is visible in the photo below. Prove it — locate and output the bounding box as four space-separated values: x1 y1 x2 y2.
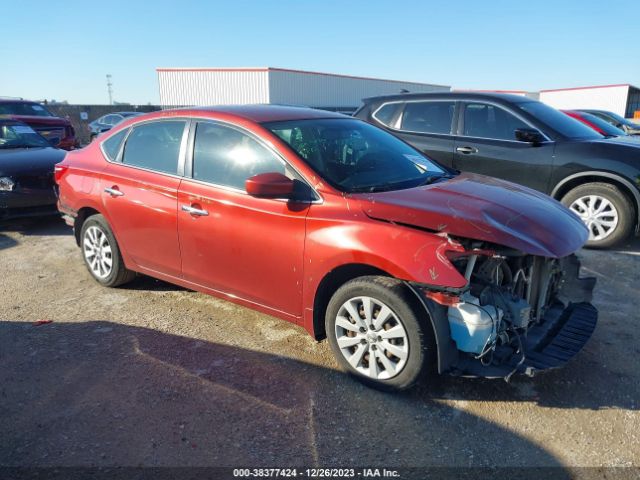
54 164 69 184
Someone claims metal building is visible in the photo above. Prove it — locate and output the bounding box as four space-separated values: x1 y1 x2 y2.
156 67 450 111
539 84 640 118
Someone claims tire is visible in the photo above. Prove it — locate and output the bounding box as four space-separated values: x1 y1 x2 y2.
561 182 634 248
325 276 435 391
80 214 136 287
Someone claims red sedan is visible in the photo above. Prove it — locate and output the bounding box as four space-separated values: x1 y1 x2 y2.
55 106 597 390
562 109 628 137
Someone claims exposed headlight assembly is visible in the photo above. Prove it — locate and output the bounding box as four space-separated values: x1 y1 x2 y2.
0 177 15 191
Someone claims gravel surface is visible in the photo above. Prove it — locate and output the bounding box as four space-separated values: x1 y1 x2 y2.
0 217 638 471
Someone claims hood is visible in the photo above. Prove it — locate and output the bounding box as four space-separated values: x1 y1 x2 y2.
6 115 71 127
0 147 66 176
351 173 588 258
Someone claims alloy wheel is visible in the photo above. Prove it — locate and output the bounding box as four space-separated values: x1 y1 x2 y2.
334 296 409 380
83 225 113 279
569 194 619 242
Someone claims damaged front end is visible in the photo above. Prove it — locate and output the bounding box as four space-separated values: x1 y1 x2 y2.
414 242 597 380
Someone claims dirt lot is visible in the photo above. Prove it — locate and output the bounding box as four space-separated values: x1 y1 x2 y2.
0 216 638 473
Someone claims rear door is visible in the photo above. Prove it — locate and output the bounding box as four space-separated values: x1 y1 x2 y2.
391 100 457 168
453 102 555 193
100 119 188 277
177 120 311 318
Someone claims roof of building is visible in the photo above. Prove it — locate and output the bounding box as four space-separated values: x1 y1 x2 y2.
540 83 639 93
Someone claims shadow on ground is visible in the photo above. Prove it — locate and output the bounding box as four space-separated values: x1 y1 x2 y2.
0 320 568 471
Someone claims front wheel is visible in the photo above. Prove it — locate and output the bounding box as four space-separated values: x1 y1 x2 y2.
561 182 634 248
325 276 434 391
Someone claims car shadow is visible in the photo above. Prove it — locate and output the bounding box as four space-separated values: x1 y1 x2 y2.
0 233 18 251
0 320 567 471
0 215 72 237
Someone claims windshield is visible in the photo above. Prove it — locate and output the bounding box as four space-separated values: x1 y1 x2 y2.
264 118 447 193
577 112 626 137
517 101 603 140
602 110 639 128
0 123 51 149
0 102 54 117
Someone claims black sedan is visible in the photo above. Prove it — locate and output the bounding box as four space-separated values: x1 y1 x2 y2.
88 112 142 141
354 92 640 248
0 119 65 220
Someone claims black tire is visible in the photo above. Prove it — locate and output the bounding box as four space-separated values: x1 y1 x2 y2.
80 214 136 287
325 276 435 391
561 182 634 248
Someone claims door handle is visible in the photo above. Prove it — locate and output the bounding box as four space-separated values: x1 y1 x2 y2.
104 187 124 197
181 205 209 216
456 146 478 154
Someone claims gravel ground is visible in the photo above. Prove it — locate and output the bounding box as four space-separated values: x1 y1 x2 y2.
0 216 638 473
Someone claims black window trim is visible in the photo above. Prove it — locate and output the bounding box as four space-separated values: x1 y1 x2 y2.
100 117 190 179
458 100 553 143
372 99 458 136
183 118 322 203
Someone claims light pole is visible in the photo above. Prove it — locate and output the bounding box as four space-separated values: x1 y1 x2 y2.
106 74 113 105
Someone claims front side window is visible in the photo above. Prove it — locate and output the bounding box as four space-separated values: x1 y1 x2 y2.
400 101 455 134
192 122 286 190
121 121 185 174
101 129 128 161
264 118 447 193
463 103 529 141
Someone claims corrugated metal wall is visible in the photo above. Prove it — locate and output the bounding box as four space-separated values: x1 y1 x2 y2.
267 70 449 108
157 69 270 106
157 68 449 108
539 85 630 117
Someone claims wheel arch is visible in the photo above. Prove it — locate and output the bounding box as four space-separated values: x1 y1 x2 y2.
73 206 102 246
551 171 640 230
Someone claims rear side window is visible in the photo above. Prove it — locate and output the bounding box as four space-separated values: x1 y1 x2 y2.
192 122 285 190
101 129 128 161
121 121 185 174
372 103 400 127
401 101 455 134
463 103 529 141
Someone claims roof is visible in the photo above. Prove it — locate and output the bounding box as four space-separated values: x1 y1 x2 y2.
540 83 639 93
0 98 38 104
361 91 534 104
155 66 449 88
140 104 349 123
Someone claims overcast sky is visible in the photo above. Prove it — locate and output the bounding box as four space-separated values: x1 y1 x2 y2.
2 0 638 104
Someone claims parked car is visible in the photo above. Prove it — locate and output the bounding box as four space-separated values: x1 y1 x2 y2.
578 109 640 135
562 110 630 137
88 112 143 141
354 92 640 248
55 106 597 391
0 98 77 150
0 119 65 220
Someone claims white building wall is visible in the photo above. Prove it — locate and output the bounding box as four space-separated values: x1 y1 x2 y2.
539 85 629 117
157 68 449 108
157 69 270 106
267 69 449 108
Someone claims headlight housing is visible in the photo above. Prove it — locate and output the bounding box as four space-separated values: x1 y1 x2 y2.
0 177 15 192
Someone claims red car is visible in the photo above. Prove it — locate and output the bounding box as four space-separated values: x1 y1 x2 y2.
55 106 597 390
0 99 77 150
562 109 628 137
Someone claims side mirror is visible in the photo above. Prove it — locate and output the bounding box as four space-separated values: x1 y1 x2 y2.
245 172 294 199
514 128 545 145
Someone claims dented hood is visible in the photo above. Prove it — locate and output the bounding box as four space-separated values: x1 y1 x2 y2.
351 173 588 258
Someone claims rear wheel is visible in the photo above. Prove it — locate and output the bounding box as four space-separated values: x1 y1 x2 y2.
325 276 434 391
80 214 135 287
561 182 634 248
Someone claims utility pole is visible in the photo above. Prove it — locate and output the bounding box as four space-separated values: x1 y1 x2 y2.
106 74 113 105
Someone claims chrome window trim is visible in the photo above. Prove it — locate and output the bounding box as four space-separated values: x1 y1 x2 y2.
99 127 130 163
372 98 552 143
372 99 456 135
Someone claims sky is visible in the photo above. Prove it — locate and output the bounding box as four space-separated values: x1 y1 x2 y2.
2 0 638 105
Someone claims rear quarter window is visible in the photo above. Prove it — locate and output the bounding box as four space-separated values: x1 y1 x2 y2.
121 121 186 174
101 129 128 161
